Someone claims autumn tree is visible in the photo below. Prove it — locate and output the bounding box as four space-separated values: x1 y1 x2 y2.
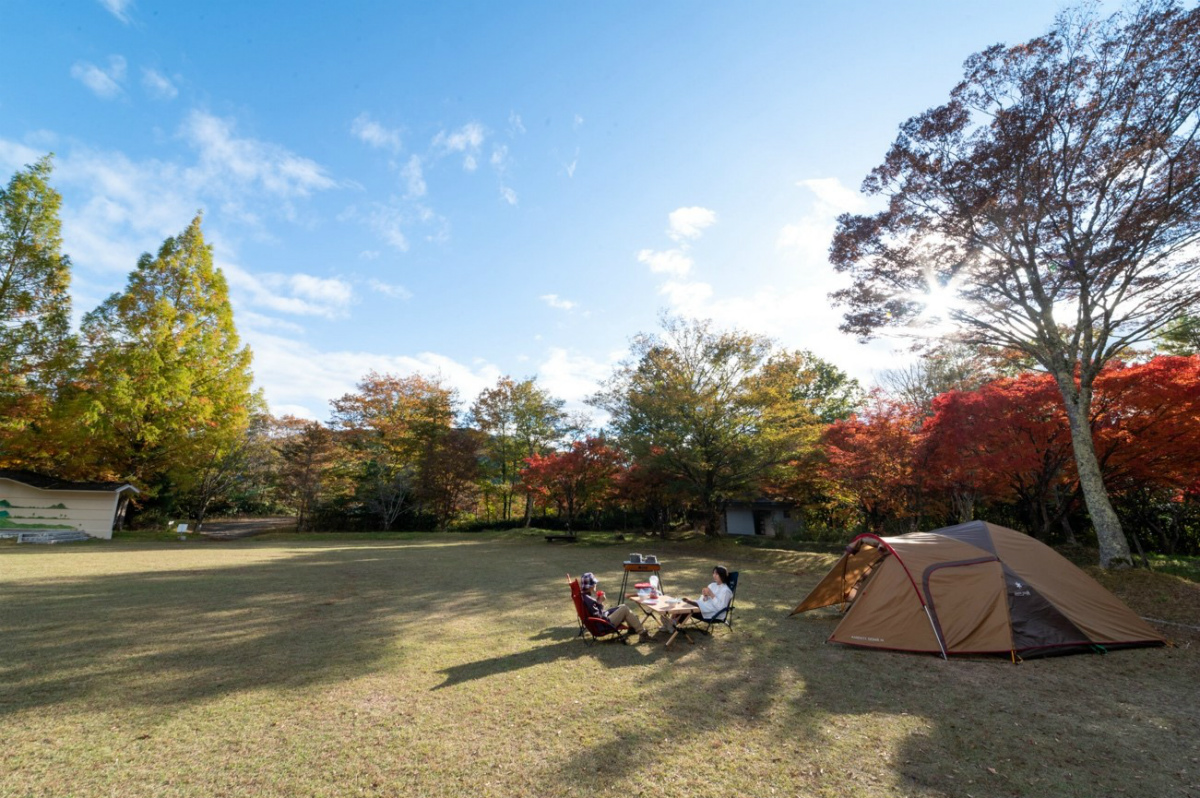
830 1 1200 566
331 371 474 529
822 394 924 534
469 376 566 523
881 345 992 418
68 215 256 494
0 156 75 468
178 412 277 531
922 375 1078 537
592 316 823 536
520 436 624 532
274 417 343 532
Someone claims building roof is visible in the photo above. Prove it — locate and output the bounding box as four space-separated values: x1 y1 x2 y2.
0 470 139 493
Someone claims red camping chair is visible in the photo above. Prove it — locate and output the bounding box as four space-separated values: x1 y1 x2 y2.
567 574 631 645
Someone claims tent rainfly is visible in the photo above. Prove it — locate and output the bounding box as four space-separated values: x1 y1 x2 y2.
791 521 1166 659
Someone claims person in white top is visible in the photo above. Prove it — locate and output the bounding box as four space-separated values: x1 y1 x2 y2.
665 565 734 631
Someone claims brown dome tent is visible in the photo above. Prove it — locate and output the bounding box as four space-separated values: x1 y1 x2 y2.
791 521 1165 659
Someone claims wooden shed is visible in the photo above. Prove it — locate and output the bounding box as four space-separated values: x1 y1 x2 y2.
0 470 139 540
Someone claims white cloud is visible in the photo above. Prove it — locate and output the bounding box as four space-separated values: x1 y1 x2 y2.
632 178 906 387
98 0 133 23
71 56 127 99
351 113 402 152
368 279 413 300
637 248 693 277
500 186 518 205
540 293 576 311
0 140 49 174
237 311 306 335
433 122 485 171
508 111 526 136
574 114 585 129
536 347 610 410
365 204 410 251
402 155 426 198
141 68 177 100
490 144 508 171
220 259 355 319
667 206 717 242
777 177 868 259
243 329 504 419
181 110 336 200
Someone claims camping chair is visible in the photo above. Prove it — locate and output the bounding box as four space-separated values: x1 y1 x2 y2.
674 571 739 643
567 574 632 645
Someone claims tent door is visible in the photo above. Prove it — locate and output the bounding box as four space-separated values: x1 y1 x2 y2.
924 559 1011 654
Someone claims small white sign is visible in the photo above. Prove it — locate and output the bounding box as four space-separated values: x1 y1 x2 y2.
176 524 188 534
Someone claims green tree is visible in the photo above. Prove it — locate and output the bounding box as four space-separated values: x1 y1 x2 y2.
0 155 75 466
829 2 1200 567
470 376 566 523
592 316 822 536
1158 314 1200 356
69 214 256 493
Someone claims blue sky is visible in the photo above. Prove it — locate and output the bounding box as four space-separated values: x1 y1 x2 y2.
0 1 1072 420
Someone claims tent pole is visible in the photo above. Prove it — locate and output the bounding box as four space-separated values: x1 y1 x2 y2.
923 605 948 660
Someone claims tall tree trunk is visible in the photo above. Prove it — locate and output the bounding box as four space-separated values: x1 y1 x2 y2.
1056 377 1132 568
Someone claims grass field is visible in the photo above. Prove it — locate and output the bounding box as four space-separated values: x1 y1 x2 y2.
2 531 1198 798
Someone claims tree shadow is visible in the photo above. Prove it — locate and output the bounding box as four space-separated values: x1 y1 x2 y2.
0 543 493 719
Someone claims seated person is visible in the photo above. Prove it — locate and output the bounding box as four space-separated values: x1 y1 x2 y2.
580 572 651 642
664 565 734 631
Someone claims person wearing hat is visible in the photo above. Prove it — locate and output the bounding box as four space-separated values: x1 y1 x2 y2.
579 572 651 642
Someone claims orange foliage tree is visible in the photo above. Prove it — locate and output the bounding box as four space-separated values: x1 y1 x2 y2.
520 437 625 532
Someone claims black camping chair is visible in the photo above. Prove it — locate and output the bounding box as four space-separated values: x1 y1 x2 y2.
675 571 740 641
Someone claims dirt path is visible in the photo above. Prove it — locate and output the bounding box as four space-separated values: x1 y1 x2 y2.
199 516 295 540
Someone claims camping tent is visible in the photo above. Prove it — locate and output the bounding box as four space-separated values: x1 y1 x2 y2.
791 521 1165 659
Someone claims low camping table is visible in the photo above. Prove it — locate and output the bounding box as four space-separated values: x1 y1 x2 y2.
629 594 698 647
619 560 665 601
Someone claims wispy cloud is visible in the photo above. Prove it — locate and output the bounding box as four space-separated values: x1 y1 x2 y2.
540 293 576 311
98 0 133 23
433 122 485 171
637 248 693 277
368 278 413 300
364 204 410 252
181 110 336 200
402 155 426 198
351 113 402 152
221 260 356 319
667 206 717 242
71 56 127 99
500 186 518 205
508 111 526 136
141 68 177 100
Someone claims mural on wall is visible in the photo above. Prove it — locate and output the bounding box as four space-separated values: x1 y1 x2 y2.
0 499 79 529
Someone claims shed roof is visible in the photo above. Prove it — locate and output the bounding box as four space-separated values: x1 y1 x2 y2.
0 470 139 493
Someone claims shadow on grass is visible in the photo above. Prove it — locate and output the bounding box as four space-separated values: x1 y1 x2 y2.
3 537 1196 798
0 545 471 718
519 558 1199 798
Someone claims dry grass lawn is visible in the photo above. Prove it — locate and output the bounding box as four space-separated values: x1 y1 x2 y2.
1 531 1197 798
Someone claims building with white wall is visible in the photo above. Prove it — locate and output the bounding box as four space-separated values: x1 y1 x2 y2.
0 471 139 540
